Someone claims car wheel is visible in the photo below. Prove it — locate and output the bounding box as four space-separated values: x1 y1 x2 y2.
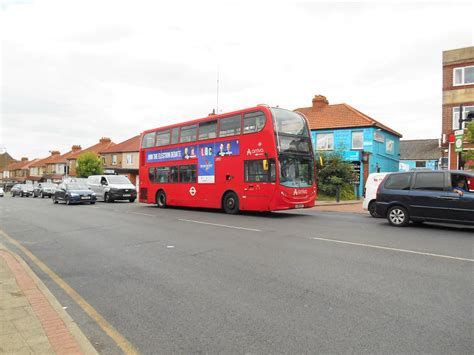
156 190 166 208
53 197 58 204
40 192 44 198
105 193 112 203
368 201 379 218
387 206 409 227
65 197 70 205
223 192 239 214
129 198 136 203
90 201 96 205
20 192 23 197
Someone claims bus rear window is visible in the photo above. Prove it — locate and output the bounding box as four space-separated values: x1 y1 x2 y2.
142 132 156 148
180 124 197 143
243 111 266 134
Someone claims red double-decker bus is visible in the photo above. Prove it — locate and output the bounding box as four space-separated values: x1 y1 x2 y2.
138 105 316 213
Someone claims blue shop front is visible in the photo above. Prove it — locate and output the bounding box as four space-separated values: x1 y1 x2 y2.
312 127 401 196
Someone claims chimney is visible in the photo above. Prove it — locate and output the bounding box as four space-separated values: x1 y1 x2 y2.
50 150 60 156
100 137 111 143
71 145 81 152
312 95 329 110
21 157 28 161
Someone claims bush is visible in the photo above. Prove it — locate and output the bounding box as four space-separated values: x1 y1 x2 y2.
76 152 103 178
316 152 356 200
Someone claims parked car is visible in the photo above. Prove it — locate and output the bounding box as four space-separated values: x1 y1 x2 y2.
33 183 57 198
0 187 4 197
87 175 137 202
53 182 96 205
362 172 388 217
376 170 474 227
12 184 34 197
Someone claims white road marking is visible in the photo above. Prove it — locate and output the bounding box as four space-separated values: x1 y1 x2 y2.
178 219 262 232
310 236 474 262
126 212 156 217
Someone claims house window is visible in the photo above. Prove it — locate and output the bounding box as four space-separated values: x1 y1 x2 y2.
316 133 334 150
453 66 474 86
112 155 117 165
351 131 363 150
102 157 106 165
415 161 426 168
452 106 474 130
126 154 133 165
386 139 394 154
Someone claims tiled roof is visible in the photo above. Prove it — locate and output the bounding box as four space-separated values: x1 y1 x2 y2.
30 152 62 167
6 159 31 171
47 148 82 164
100 135 140 154
67 138 115 160
400 139 441 160
294 95 402 137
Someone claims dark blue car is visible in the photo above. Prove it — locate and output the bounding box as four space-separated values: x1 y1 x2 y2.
53 182 96 205
376 170 474 227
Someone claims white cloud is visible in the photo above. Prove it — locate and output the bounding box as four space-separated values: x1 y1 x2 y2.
0 0 473 159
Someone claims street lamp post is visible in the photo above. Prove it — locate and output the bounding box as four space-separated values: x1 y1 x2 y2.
457 105 474 169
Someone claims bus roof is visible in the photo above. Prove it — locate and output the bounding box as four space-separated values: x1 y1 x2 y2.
141 105 276 135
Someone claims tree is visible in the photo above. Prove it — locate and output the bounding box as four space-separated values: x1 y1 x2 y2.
316 152 356 199
76 152 103 177
464 121 474 169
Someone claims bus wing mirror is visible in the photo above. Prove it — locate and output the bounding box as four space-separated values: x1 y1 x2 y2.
263 159 269 171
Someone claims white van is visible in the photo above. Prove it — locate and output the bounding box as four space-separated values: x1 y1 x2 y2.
87 175 137 202
363 172 389 217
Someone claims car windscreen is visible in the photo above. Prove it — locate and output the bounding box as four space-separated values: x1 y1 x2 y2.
107 175 131 184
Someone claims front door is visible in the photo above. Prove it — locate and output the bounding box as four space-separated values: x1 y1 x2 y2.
243 159 276 211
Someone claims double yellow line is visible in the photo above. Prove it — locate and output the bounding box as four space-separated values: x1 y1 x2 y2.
0 229 139 355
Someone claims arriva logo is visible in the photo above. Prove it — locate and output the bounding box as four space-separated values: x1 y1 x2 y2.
246 148 265 156
293 189 308 196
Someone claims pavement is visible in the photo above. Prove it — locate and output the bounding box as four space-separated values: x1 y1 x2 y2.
0 242 98 354
313 199 365 214
1 197 473 353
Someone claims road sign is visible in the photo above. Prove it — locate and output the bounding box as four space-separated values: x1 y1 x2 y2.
454 133 463 153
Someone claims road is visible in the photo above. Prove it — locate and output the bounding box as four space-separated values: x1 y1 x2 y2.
0 196 472 354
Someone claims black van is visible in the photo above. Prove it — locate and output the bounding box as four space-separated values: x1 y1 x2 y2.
376 170 474 227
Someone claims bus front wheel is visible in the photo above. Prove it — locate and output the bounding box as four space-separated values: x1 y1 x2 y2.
156 190 166 208
223 192 239 214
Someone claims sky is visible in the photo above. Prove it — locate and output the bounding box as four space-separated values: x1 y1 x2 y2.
0 0 473 159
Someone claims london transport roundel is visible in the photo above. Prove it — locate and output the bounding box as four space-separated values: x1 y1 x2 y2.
189 186 196 196
455 138 462 149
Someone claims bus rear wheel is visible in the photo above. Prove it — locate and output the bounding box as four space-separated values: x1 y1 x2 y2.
156 190 166 208
223 192 239 214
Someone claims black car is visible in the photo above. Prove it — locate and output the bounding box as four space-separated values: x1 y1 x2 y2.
53 182 97 205
376 170 474 227
11 184 22 197
33 183 57 198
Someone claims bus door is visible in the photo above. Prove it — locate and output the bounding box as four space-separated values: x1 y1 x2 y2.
243 159 276 210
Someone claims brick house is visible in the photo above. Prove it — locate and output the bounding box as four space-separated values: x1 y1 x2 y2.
5 158 40 183
99 135 140 185
28 151 63 182
0 152 16 186
66 138 115 176
43 145 82 182
295 95 402 196
441 46 474 169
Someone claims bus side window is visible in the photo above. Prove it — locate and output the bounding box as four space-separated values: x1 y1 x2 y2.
179 165 196 183
171 128 180 144
156 167 170 183
245 159 275 182
156 130 170 146
149 168 156 183
180 124 197 143
199 120 217 140
243 111 266 134
219 114 241 137
170 166 179 182
142 132 156 148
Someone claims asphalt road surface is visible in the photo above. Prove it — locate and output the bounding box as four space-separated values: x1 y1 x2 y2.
1 196 472 354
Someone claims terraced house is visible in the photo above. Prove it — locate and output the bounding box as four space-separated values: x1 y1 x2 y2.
100 135 140 186
66 137 115 176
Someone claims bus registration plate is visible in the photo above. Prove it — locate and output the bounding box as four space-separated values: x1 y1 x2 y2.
295 204 304 209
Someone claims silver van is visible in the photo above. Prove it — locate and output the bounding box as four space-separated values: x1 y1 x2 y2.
87 175 137 202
